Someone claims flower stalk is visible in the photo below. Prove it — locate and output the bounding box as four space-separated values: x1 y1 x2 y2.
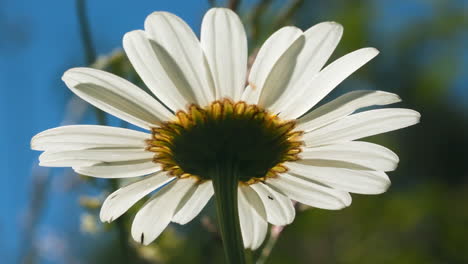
210 161 246 264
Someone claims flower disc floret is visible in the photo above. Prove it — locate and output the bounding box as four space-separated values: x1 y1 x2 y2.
146 99 303 184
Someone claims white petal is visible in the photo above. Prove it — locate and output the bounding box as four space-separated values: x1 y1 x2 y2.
73 160 160 178
145 12 215 106
31 125 150 151
303 108 421 146
243 27 303 104
238 185 268 250
251 183 295 226
287 163 391 194
201 8 247 101
270 22 343 113
280 48 380 119
123 30 195 111
240 85 259 104
131 178 196 245
266 173 351 210
40 159 99 167
39 148 153 168
62 68 173 129
297 90 401 132
172 180 214 225
299 141 399 171
257 35 305 108
100 172 175 222
291 22 343 84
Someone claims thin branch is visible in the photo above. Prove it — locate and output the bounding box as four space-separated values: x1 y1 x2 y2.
76 0 106 125
227 0 241 12
272 0 305 30
249 0 273 45
256 225 285 264
76 0 131 261
76 0 96 65
256 201 299 264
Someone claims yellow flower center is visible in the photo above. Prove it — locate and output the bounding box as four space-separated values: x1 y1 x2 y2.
146 99 303 184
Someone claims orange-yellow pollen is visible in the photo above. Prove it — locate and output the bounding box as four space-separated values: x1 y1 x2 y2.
146 99 303 184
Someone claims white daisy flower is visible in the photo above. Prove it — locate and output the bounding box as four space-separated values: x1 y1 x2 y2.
31 8 420 251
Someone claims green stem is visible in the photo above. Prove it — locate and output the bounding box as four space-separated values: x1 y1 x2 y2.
210 162 246 264
110 179 131 262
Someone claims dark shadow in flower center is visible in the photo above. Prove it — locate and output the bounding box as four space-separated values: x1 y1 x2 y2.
172 113 291 181
148 100 302 183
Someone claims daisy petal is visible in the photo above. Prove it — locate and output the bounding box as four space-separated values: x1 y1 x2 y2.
131 178 196 245
100 172 175 222
172 180 214 225
238 185 268 250
145 12 215 106
290 22 343 85
62 68 173 129
123 30 195 111
267 173 351 209
299 141 399 171
201 8 247 101
287 164 391 194
39 148 154 168
297 90 401 132
73 160 160 178
240 85 256 103
270 22 343 113
31 125 150 151
39 159 99 167
303 108 421 146
257 35 305 108
243 26 303 104
280 48 380 119
251 183 295 226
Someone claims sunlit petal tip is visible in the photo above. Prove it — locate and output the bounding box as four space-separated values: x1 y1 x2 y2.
145 10 173 21
328 21 343 26
413 110 422 120
100 173 174 223
131 179 195 245
314 21 343 32
144 9 216 106
122 29 143 43
343 192 353 207
380 177 392 194
61 68 82 86
365 47 380 56
207 7 236 14
172 181 214 225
